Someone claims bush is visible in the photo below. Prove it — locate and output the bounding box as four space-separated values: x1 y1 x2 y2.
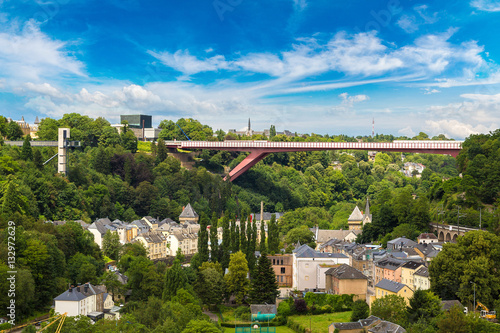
350 300 369 322
294 299 308 314
278 301 292 317
234 305 251 321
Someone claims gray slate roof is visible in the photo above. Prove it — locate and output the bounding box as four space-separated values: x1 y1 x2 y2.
375 258 405 271
414 267 429 277
88 218 112 235
368 321 406 333
401 261 424 270
294 244 348 259
331 322 363 330
54 289 87 302
325 264 367 280
387 237 417 247
441 300 463 311
348 206 364 221
250 304 277 315
179 203 198 218
375 279 408 293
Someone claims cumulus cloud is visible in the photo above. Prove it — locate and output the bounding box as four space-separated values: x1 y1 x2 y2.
471 0 500 11
330 92 369 115
425 119 496 138
23 82 65 99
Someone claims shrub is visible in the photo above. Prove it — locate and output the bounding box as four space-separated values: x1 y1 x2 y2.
234 305 251 321
278 301 292 317
294 299 307 314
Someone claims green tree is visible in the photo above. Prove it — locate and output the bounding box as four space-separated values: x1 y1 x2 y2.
198 213 209 263
6 121 24 140
249 253 279 304
260 221 267 253
196 264 225 307
268 214 279 254
163 259 188 301
156 137 168 165
436 305 470 333
350 300 370 321
21 135 33 160
224 251 250 305
181 319 222 333
102 230 122 261
284 225 316 248
407 289 443 324
209 213 219 262
371 294 408 327
33 149 43 169
100 270 122 302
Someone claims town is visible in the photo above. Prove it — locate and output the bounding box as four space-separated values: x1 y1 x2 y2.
0 113 499 333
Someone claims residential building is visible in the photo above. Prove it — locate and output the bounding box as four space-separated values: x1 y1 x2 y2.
269 254 293 287
374 279 414 305
88 218 113 248
313 229 362 250
292 244 349 291
373 258 404 284
325 264 368 301
413 267 430 290
169 232 198 256
53 283 105 320
400 261 424 288
130 219 150 234
133 231 169 260
386 237 417 251
414 243 440 262
179 203 199 224
401 162 426 178
417 233 438 244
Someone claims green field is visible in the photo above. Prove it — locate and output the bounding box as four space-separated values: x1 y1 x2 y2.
137 141 152 152
288 312 352 333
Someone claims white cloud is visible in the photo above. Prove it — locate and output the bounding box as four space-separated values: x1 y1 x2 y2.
147 50 230 75
398 126 416 137
330 92 369 115
471 0 500 11
0 20 84 82
424 119 496 138
423 88 440 94
23 82 65 99
397 15 419 33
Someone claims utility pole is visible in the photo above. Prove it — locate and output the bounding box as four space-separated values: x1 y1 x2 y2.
457 206 460 241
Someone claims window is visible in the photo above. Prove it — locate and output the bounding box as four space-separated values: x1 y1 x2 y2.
281 267 286 274
273 259 275 265
305 263 309 268
305 275 309 281
281 276 284 282
281 259 284 265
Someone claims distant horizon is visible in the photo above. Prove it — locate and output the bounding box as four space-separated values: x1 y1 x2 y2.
1 1 500 140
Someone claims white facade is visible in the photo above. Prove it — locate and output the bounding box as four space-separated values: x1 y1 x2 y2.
54 300 81 317
88 228 103 248
293 256 350 291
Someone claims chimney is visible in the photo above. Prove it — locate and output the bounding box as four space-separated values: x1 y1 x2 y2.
77 286 80 292
84 284 89 293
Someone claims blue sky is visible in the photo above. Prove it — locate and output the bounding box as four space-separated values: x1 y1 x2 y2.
1 0 500 139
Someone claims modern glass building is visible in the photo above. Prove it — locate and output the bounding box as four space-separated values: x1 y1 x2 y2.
120 114 152 128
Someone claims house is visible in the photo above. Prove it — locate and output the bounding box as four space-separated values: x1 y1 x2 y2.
386 237 417 251
104 305 122 320
130 219 150 234
169 231 198 256
250 212 285 222
103 293 114 309
313 229 362 250
292 244 349 291
414 243 440 262
329 316 406 333
413 267 430 290
373 258 404 284
417 233 438 244
400 261 425 289
269 254 293 287
179 203 199 223
87 218 113 248
374 279 414 305
133 231 169 260
441 300 463 312
325 264 368 301
53 283 105 320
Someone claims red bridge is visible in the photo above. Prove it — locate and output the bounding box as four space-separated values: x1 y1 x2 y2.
165 140 463 181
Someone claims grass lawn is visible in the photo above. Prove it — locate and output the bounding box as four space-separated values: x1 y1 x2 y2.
288 312 352 333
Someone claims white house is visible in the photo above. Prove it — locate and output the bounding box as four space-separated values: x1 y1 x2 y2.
292 244 349 291
53 284 105 321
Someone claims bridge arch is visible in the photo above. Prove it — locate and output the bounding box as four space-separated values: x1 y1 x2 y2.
438 231 444 242
445 233 451 242
452 234 458 242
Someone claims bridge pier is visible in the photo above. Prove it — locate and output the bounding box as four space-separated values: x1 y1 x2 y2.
58 128 70 175
225 150 269 181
